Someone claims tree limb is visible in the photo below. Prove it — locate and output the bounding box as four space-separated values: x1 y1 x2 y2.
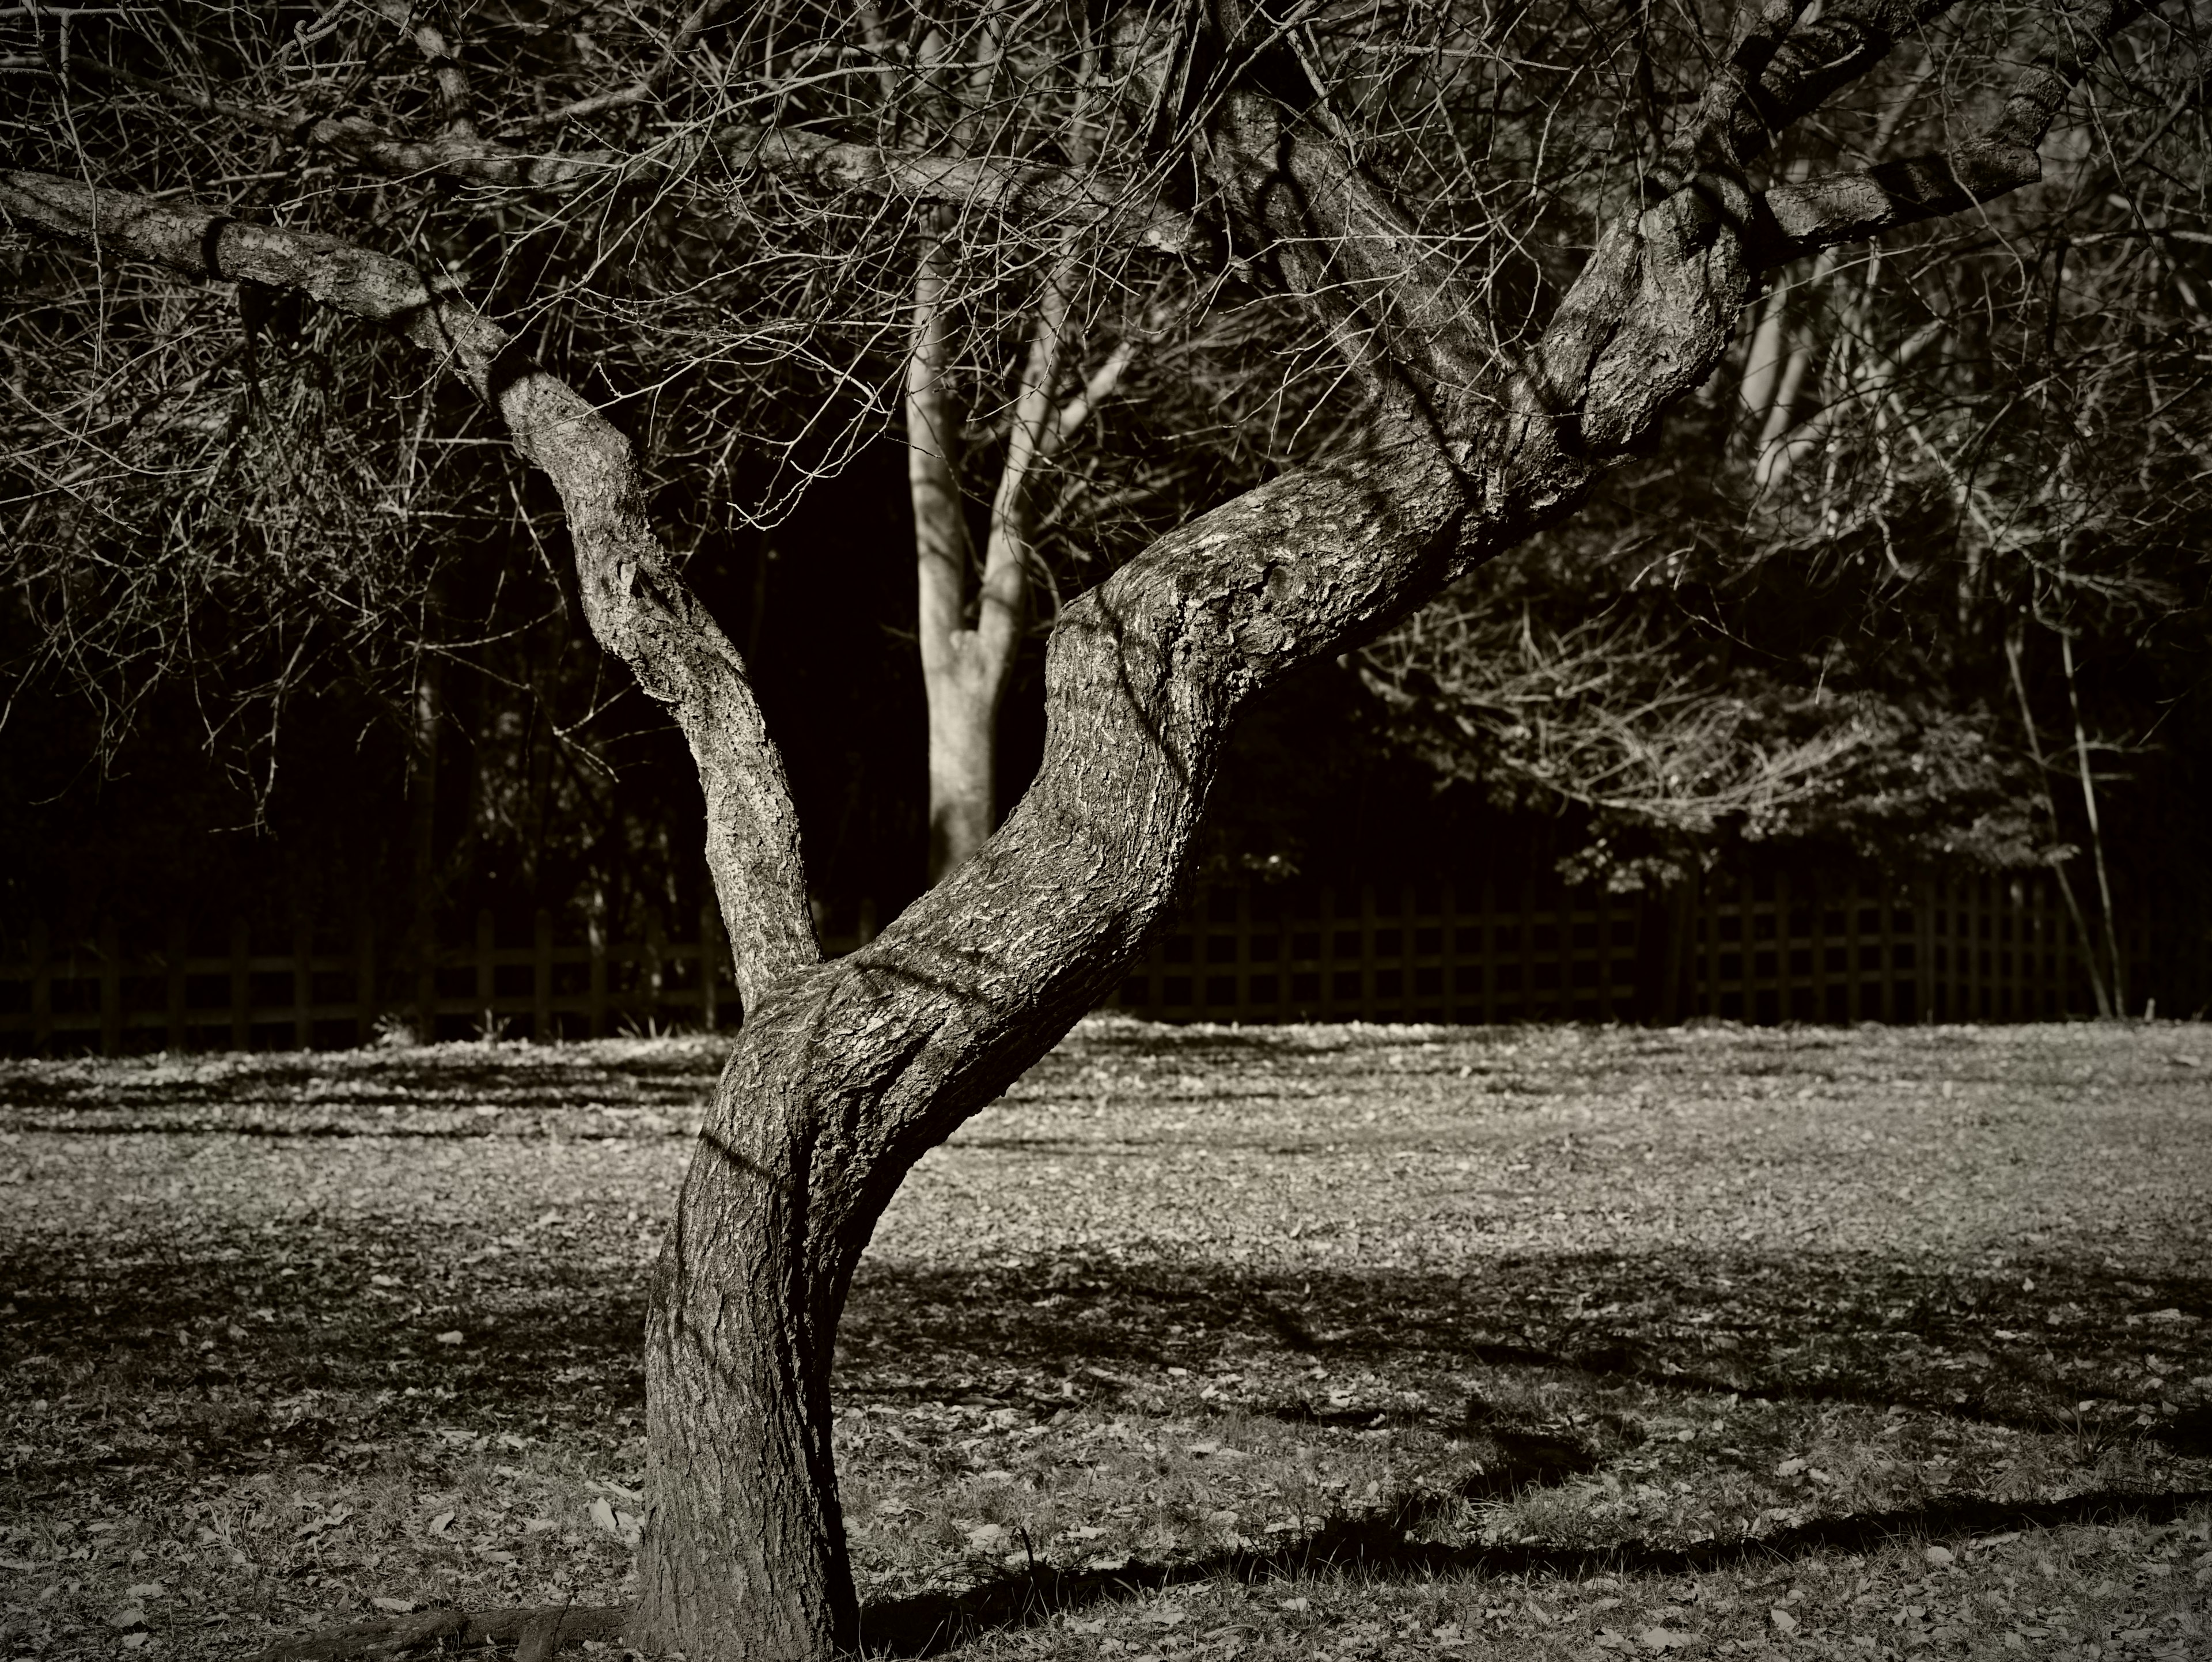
713 126 1209 256
498 0 746 135
1705 0 1963 176
0 169 819 1006
58 54 1210 252
366 0 475 138
1749 0 2149 266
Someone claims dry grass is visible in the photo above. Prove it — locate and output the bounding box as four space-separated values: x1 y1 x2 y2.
1 1019 2208 1659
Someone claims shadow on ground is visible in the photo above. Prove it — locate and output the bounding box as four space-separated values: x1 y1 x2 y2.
855 1485 2212 1656
5 1233 2207 1493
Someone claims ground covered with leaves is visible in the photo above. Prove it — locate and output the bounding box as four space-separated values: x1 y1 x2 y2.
2 1020 2208 1661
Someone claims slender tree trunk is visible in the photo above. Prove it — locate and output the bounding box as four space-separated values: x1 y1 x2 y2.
906 237 1081 884
406 656 442 1041
906 234 988 880
2005 624 2112 1016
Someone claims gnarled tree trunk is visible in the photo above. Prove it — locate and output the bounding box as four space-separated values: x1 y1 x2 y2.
0 1 2149 1656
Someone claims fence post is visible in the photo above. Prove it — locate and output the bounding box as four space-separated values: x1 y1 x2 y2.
99 918 121 1058
475 910 496 1036
698 895 720 1032
293 921 314 1050
30 918 51 1054
588 902 607 1038
1596 889 1613 1023
414 915 438 1046
166 917 187 1051
1478 879 1495 1022
645 909 667 1031
1918 880 1936 1024
230 917 251 1051
533 909 554 1042
355 911 377 1047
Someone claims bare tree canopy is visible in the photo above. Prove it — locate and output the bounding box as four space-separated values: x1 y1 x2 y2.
2 0 2198 1656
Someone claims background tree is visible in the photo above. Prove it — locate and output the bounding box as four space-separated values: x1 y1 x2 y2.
1358 39 2212 1011
2 0 2191 1657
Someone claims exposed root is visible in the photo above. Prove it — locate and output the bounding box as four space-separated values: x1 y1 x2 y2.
254 1603 632 1661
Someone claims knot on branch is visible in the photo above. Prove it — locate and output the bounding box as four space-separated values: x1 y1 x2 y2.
1526 183 1756 457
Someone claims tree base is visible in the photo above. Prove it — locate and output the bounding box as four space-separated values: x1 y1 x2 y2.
255 1603 631 1661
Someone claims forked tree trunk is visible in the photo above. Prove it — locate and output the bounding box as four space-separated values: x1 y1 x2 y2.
907 236 1089 884
4 3 2144 1655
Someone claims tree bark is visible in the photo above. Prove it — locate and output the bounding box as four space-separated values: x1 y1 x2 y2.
1 5 2152 1656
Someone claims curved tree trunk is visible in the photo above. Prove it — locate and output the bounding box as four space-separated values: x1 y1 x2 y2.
2 4 2148 1657
634 1041 859 1654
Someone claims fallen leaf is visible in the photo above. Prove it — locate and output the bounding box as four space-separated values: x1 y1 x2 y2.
371 1597 416 1614
1638 1626 1698 1652
124 1582 165 1600
1770 1606 1799 1633
427 1510 456 1536
1925 1546 1956 1566
435 1330 464 1346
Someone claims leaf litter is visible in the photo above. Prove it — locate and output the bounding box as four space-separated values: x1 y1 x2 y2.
1 1019 2207 1659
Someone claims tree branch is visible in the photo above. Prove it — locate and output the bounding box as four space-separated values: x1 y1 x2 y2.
1703 0 1962 176
60 55 1210 251
497 0 745 135
0 169 818 1007
366 0 476 138
63 56 619 187
1043 339 1136 456
712 127 1207 255
1748 0 2149 266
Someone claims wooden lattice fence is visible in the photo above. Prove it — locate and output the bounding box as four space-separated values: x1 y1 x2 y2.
0 872 2170 1055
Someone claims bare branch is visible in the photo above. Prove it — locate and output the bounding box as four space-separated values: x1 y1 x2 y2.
62 56 620 187
713 127 1207 255
496 0 751 136
59 56 1209 252
1043 339 1137 455
1707 0 1961 176
1749 0 2150 267
366 0 476 138
0 168 819 1006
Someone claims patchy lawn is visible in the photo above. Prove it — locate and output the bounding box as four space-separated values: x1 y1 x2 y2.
1 1019 2208 1660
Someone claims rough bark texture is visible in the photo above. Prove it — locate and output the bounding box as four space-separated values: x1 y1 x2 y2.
0 4 2152 1653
